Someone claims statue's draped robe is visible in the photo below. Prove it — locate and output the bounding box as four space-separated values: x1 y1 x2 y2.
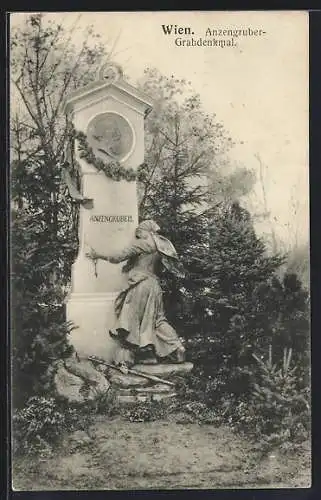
109 234 182 358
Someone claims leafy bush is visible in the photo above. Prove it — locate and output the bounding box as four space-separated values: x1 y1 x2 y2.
86 387 121 417
124 400 168 422
12 388 122 457
12 396 80 456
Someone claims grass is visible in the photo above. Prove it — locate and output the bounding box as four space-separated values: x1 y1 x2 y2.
12 414 311 490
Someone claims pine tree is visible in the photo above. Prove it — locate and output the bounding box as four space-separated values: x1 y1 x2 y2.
186 202 309 401
137 68 255 334
205 202 284 349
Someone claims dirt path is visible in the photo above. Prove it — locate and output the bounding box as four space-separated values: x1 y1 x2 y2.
13 416 311 490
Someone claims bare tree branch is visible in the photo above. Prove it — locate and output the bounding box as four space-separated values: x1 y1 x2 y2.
255 153 278 254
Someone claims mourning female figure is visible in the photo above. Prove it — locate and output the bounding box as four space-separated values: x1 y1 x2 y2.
86 220 186 366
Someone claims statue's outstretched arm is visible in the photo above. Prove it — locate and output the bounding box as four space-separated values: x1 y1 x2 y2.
86 238 153 264
108 239 152 263
108 245 141 263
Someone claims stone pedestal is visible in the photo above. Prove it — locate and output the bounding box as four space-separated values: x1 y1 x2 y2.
62 64 153 360
66 292 119 361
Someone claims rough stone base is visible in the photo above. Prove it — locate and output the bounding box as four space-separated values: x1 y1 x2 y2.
55 357 193 405
54 357 110 403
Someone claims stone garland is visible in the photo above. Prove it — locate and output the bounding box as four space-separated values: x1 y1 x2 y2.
72 129 137 182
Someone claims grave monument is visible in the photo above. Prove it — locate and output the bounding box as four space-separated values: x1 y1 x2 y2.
58 63 193 403
62 62 152 362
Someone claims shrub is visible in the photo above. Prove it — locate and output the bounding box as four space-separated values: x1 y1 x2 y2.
86 387 120 417
248 347 310 442
181 338 310 452
124 400 168 422
12 396 80 456
11 210 75 409
185 336 253 404
215 346 311 451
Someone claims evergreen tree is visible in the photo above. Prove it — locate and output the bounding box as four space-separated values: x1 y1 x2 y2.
186 202 309 402
137 68 255 333
204 202 285 350
11 208 74 408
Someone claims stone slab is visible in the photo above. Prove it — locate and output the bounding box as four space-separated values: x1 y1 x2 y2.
132 362 193 378
135 383 173 393
108 363 193 388
116 391 177 404
108 371 151 388
116 383 173 396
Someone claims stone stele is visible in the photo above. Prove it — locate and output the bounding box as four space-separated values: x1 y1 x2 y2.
62 63 153 362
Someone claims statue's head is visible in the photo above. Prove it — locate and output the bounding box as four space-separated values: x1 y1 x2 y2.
136 220 160 239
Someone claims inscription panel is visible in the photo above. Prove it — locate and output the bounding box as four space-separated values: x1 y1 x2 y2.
90 215 134 223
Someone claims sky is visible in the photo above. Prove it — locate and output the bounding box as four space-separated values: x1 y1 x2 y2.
11 11 309 250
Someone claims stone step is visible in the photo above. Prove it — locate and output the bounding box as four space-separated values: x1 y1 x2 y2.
116 387 177 404
117 383 173 395
109 371 151 388
108 362 193 389
133 362 193 378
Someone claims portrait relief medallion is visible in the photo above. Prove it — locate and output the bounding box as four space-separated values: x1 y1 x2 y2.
87 112 134 161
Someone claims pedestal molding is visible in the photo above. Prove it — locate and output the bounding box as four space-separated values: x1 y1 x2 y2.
66 291 118 303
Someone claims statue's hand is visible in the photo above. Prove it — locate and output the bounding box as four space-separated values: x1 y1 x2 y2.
85 248 100 261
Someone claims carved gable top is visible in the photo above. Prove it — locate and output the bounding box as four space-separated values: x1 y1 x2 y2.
62 77 153 118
